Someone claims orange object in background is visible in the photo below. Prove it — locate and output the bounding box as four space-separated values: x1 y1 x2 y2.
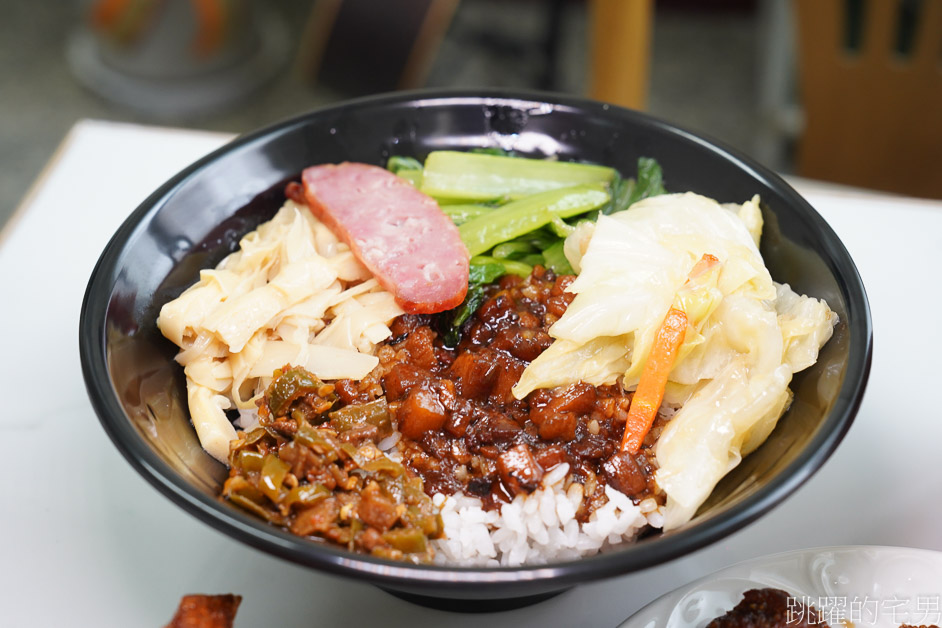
91 0 132 29
588 0 654 111
90 0 162 46
90 0 231 55
72 0 285 118
189 0 227 57
795 0 942 199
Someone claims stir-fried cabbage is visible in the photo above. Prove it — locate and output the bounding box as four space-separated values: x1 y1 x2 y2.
513 192 837 529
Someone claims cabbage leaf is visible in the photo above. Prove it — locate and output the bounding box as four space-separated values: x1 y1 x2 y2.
511 192 837 530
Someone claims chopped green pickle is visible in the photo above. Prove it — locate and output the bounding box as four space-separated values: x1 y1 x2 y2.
233 450 264 472
283 484 329 508
361 456 405 476
223 366 442 563
266 367 329 417
328 398 393 438
382 528 428 554
259 454 290 502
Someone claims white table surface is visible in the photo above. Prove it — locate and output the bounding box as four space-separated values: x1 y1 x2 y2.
3 119 940 627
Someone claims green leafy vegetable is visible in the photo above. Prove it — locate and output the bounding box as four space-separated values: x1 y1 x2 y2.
468 262 507 284
491 241 536 260
385 151 667 350
421 151 616 201
547 215 576 237
510 227 558 251
469 256 533 278
598 174 629 216
458 184 609 257
633 157 667 202
396 169 423 187
441 203 497 225
469 147 513 157
386 156 424 186
436 262 506 347
386 156 423 174
542 240 574 275
600 157 667 216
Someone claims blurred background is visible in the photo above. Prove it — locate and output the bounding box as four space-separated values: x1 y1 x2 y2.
1 0 939 230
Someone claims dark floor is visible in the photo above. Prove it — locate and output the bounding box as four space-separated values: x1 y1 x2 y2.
0 1 763 229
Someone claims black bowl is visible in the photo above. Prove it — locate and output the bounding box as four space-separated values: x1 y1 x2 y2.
79 89 871 610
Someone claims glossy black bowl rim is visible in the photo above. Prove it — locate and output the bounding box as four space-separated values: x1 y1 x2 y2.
79 88 872 594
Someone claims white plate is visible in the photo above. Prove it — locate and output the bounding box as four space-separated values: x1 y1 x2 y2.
620 546 942 628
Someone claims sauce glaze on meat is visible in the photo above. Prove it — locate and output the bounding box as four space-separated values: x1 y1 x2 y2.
336 266 666 520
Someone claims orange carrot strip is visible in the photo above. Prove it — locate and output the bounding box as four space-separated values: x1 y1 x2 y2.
687 253 719 280
619 253 719 453
620 306 688 454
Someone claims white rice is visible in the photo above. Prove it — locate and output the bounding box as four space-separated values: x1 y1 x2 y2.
235 409 261 431
232 415 662 565
430 462 663 567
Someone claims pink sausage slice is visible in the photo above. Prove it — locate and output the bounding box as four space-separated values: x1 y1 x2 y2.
301 162 470 314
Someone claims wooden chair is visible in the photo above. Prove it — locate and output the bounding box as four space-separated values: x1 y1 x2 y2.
587 0 654 111
794 0 942 199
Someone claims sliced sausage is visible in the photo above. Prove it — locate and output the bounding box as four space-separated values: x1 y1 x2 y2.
301 163 469 313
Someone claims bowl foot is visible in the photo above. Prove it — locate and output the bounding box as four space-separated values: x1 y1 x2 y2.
379 587 567 612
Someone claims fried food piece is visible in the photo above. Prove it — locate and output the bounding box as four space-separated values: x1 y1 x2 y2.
706 588 829 628
164 594 242 628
